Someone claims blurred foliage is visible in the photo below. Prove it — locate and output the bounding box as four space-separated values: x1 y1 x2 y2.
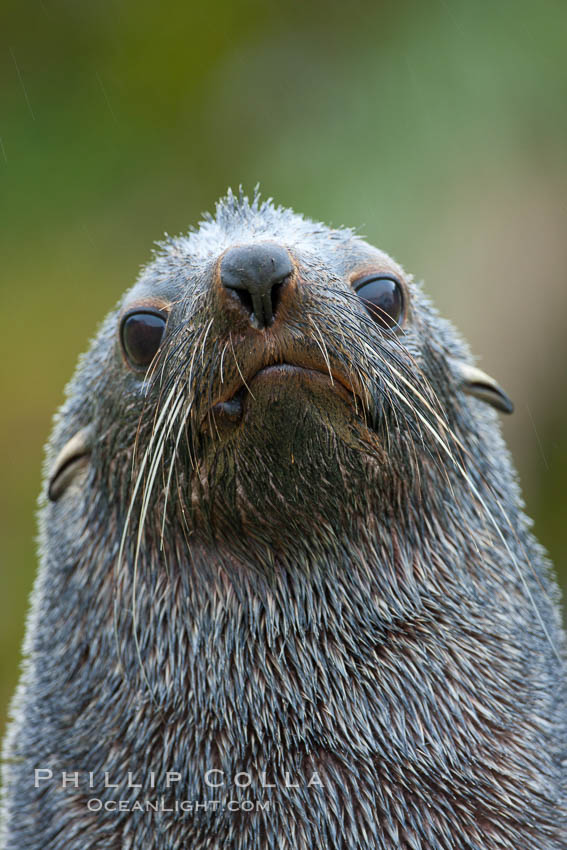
1 0 566 731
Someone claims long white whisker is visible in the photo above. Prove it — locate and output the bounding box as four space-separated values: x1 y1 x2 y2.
308 316 334 385
229 333 255 400
381 372 560 660
160 397 194 548
129 388 188 699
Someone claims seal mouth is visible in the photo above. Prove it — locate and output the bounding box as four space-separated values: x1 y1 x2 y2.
202 353 369 434
249 363 354 402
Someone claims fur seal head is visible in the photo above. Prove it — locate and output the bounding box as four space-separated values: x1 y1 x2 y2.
48 192 513 550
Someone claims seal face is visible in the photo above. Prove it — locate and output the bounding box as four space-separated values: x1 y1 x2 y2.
2 191 566 849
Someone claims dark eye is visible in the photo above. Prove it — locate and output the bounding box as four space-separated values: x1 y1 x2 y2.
354 276 404 329
120 310 167 369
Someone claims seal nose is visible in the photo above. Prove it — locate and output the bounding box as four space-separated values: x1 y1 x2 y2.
220 243 293 329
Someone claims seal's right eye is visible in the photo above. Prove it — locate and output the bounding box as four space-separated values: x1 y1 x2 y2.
120 310 167 369
353 275 404 330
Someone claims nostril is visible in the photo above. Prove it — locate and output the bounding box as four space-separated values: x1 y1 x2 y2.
229 287 254 316
270 276 289 320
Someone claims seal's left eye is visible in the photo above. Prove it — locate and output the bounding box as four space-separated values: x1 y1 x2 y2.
120 310 167 369
354 276 404 330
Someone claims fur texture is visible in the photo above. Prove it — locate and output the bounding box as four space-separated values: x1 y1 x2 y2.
2 191 566 848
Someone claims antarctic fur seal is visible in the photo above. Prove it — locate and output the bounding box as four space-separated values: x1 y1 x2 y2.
2 191 566 849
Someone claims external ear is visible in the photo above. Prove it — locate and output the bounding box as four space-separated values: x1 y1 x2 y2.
451 360 514 415
48 425 93 502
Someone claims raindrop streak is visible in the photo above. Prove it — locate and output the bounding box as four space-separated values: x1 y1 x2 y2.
10 48 35 121
525 402 550 471
95 71 118 124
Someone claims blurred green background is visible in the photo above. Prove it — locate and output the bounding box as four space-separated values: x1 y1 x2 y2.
1 0 566 732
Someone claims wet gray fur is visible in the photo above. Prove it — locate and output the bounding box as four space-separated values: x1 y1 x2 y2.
2 191 566 848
